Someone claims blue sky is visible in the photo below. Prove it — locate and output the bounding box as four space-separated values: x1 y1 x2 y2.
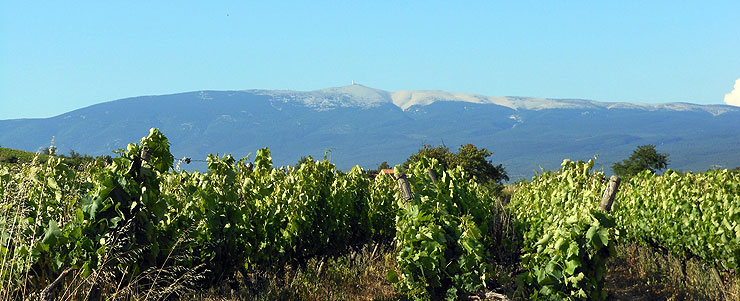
1 1 739 119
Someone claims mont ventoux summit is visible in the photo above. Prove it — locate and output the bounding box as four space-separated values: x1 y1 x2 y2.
1 83 739 179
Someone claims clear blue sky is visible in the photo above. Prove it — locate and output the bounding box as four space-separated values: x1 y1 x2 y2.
2 1 739 119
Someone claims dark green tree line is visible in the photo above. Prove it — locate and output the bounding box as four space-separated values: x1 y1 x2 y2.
612 144 669 179
404 143 508 185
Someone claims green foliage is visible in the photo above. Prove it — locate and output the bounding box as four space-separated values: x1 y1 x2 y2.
294 155 311 170
7 128 736 299
509 159 615 300
511 158 740 299
68 149 81 159
0 131 527 299
368 173 398 242
518 211 614 300
0 128 177 297
404 143 508 185
160 148 394 282
0 128 405 297
390 157 498 300
612 144 669 179
456 143 509 184
405 144 455 170
613 169 740 269
0 156 94 295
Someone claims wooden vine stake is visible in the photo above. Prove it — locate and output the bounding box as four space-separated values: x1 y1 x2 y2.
427 168 438 184
395 172 414 204
140 146 152 162
599 175 621 212
41 268 72 301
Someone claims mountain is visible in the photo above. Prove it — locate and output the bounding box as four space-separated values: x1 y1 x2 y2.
2 84 739 179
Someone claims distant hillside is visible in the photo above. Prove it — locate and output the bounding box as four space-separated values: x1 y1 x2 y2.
1 85 739 179
0 146 103 169
0 147 47 164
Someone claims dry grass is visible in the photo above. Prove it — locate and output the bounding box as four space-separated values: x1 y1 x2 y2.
237 242 398 301
605 243 740 300
165 242 399 301
29 242 398 301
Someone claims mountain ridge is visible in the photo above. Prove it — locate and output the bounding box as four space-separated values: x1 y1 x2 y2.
5 84 736 121
245 84 737 114
1 85 738 179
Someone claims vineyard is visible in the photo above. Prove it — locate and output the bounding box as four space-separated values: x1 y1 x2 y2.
1 129 739 300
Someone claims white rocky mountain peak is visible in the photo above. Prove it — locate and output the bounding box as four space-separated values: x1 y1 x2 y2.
250 84 390 111
246 84 736 115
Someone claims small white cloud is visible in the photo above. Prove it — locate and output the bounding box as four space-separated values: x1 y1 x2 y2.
724 78 740 107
